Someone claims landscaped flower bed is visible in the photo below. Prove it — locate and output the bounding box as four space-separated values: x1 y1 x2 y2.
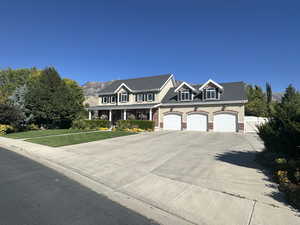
273 158 300 209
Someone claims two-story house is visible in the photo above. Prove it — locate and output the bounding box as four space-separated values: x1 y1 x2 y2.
87 73 247 132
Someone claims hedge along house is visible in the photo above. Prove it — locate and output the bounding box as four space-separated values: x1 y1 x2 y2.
87 74 248 132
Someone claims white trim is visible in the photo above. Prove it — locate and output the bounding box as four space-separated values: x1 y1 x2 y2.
199 79 223 91
114 83 133 93
174 81 196 92
161 100 248 107
159 74 174 90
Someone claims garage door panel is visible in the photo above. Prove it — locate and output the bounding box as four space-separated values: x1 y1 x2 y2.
214 113 237 132
163 114 181 130
187 114 208 131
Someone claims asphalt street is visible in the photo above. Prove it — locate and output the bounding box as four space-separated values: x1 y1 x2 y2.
0 147 159 225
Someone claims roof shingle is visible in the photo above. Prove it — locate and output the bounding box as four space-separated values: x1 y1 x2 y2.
99 74 173 94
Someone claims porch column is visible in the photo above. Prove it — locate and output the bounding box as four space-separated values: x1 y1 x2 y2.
149 108 152 120
123 109 127 120
109 110 112 122
88 111 92 120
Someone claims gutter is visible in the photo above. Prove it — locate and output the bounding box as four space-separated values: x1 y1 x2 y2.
160 100 248 107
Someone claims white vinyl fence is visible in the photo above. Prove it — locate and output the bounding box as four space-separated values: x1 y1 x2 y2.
245 116 268 133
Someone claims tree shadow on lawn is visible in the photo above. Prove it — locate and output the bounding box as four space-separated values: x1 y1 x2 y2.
215 150 293 209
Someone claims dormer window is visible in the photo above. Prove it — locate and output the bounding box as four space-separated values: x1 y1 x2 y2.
205 88 217 100
180 90 191 101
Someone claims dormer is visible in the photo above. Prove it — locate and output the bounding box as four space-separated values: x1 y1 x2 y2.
174 82 197 101
199 79 223 100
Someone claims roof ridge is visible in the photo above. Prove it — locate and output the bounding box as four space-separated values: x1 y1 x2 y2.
112 73 172 82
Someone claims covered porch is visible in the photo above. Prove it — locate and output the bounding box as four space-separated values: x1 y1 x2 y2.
87 104 159 127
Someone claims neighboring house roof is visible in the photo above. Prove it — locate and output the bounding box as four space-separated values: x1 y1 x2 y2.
98 74 173 95
162 81 247 104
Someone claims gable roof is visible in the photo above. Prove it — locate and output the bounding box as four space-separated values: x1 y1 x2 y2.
98 74 173 95
162 81 247 104
174 81 196 92
199 79 224 90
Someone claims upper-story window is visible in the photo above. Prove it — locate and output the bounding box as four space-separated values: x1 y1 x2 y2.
147 93 154 101
102 95 116 104
136 93 155 102
102 96 109 104
180 90 191 101
111 95 116 103
119 92 129 102
205 88 217 100
136 93 144 102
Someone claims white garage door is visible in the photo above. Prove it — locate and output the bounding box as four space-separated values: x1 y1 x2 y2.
187 114 207 131
163 114 181 130
214 113 237 132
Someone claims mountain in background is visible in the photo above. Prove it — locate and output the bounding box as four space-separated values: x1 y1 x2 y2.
82 81 113 96
272 92 284 102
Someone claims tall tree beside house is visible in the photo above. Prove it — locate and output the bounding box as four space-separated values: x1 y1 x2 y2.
245 85 268 117
266 82 273 115
63 78 87 119
0 68 37 104
25 67 85 128
258 84 300 157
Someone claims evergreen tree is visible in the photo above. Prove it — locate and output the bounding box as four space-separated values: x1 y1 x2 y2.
266 82 272 115
245 85 268 117
25 67 84 128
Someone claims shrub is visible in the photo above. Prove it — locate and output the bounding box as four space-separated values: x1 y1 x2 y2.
72 119 111 129
0 124 14 135
27 124 39 130
116 120 155 131
0 104 25 128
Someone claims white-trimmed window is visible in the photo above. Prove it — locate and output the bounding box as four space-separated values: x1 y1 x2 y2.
137 93 144 102
206 88 217 100
180 90 191 101
111 95 116 103
147 93 154 102
120 92 128 102
102 96 109 104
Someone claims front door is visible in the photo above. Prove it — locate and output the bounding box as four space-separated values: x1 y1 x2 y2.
112 110 121 125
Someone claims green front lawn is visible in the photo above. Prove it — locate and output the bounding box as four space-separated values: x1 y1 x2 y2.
5 129 95 139
26 131 136 147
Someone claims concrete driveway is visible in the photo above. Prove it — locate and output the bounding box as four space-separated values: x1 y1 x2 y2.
40 131 297 225
2 131 298 225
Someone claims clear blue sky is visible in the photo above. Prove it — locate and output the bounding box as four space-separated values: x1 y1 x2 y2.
1 0 299 92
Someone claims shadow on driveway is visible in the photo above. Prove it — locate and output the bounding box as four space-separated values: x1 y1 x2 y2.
215 150 292 209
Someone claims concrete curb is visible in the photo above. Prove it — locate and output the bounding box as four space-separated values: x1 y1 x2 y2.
0 140 194 225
